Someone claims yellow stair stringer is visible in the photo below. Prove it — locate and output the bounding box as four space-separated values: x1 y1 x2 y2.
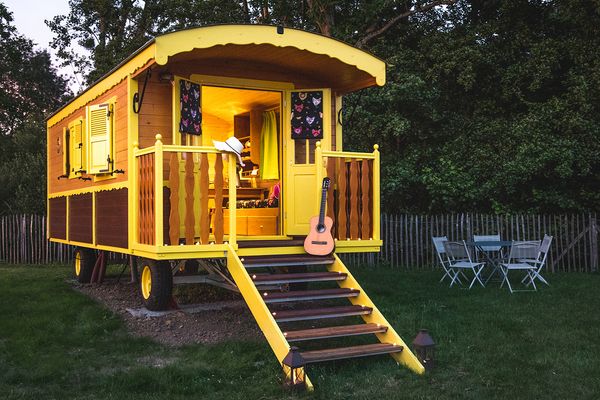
225 244 315 391
329 253 426 375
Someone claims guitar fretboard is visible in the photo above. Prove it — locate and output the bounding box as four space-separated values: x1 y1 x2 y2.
318 186 327 226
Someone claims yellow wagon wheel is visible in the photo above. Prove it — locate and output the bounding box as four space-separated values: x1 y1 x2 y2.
73 247 96 283
138 259 173 311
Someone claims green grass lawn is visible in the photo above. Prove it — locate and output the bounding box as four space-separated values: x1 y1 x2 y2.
1 263 599 399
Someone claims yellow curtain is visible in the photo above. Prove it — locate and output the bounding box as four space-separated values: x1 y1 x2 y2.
260 111 279 180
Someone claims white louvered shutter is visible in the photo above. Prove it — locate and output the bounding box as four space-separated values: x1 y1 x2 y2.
88 103 113 174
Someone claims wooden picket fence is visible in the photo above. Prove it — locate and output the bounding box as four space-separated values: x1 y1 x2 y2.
0 214 123 265
343 213 599 273
1 213 599 273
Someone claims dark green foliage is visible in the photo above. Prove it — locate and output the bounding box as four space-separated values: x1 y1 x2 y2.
0 4 70 215
344 0 600 213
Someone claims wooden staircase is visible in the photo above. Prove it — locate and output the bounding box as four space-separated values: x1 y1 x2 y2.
225 246 424 389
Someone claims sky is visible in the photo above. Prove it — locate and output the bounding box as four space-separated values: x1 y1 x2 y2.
4 0 84 92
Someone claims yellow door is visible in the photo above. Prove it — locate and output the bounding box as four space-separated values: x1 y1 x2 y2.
283 89 331 235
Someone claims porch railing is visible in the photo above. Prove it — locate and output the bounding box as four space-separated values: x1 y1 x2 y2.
315 142 381 245
134 134 237 251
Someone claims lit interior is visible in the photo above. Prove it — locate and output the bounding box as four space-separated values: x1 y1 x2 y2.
201 86 282 236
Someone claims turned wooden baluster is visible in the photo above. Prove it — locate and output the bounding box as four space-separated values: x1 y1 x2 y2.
146 154 156 245
213 155 224 244
361 159 371 240
327 157 336 238
138 153 145 244
168 152 180 246
349 159 359 240
199 153 210 244
184 153 195 244
337 159 348 240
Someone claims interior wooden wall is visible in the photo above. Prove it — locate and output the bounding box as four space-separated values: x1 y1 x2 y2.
48 80 129 195
201 113 232 144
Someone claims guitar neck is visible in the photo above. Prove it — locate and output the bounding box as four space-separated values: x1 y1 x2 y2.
318 187 327 225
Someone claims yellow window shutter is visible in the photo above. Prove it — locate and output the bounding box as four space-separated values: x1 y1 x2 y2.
68 119 85 176
88 103 113 174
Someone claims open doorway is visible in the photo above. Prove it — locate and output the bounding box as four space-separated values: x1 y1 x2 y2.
201 86 283 237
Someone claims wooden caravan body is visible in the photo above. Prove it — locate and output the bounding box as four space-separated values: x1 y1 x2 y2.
47 26 425 389
47 25 385 259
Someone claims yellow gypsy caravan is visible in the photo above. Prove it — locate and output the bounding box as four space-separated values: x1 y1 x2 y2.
47 25 424 388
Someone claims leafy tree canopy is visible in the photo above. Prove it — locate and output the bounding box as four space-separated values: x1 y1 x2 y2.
0 3 70 214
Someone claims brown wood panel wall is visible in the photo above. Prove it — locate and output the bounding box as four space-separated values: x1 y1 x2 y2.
48 80 129 195
138 76 173 148
96 189 128 249
168 59 330 91
49 197 67 240
68 193 93 243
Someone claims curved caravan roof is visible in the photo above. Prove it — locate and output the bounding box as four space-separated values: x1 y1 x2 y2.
48 25 386 126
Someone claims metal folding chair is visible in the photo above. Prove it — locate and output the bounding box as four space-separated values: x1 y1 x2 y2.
520 235 552 286
443 241 485 289
432 236 454 284
500 241 539 293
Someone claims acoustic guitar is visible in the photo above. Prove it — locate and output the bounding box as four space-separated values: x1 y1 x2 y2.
304 177 334 256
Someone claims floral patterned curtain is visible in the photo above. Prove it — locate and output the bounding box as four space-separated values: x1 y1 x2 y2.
290 91 323 139
179 80 202 135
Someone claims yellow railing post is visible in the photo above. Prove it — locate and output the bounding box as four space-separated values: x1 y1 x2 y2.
315 141 324 216
227 155 237 247
154 134 164 247
132 141 139 245
372 144 380 241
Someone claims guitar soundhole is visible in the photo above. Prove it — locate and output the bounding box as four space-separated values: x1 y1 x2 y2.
317 224 326 233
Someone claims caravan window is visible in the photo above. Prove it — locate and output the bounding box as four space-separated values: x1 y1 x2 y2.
87 102 114 174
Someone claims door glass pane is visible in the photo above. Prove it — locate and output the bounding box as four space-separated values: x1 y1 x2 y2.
308 140 316 164
294 139 306 164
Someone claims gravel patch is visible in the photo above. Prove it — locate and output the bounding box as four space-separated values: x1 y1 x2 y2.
72 277 262 346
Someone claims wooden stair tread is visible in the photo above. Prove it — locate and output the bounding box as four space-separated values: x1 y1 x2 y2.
272 305 372 322
301 343 403 363
242 254 335 268
237 239 304 248
284 323 388 342
263 288 359 303
251 271 346 285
